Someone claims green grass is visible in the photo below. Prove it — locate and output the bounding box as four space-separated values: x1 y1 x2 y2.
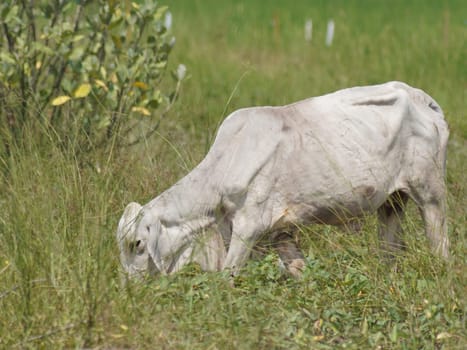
1 0 466 348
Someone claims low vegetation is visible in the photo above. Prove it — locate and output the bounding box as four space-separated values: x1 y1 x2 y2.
0 0 465 348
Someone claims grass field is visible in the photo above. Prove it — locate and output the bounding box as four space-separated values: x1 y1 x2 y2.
0 0 466 348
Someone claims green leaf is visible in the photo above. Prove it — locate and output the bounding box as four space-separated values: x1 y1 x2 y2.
31 42 54 55
3 5 19 24
111 34 123 50
71 34 85 43
69 46 85 61
361 318 368 335
153 6 168 21
389 324 398 342
146 100 159 108
96 115 111 130
82 55 99 72
154 61 167 69
0 52 15 65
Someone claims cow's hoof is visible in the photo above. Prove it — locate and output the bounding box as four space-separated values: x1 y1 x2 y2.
287 258 306 279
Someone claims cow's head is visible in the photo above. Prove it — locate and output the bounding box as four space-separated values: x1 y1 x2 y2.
116 202 157 279
118 203 222 277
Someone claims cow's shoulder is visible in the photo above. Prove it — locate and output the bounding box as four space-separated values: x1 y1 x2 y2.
202 107 286 196
220 106 285 134
210 106 286 155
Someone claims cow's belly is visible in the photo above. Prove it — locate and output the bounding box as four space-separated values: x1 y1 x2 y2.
286 186 388 226
269 163 395 229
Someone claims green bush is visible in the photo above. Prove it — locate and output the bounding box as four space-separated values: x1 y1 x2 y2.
0 0 184 160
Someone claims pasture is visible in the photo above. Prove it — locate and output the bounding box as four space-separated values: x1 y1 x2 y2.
0 0 465 348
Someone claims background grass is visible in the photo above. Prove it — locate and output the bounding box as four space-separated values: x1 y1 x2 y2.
0 0 465 348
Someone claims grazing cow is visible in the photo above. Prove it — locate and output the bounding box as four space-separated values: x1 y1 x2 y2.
117 81 449 279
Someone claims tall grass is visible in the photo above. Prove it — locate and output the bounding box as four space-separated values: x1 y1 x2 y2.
1 0 465 348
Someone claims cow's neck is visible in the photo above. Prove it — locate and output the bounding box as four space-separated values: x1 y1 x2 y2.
158 216 217 275
161 239 194 274
149 165 221 226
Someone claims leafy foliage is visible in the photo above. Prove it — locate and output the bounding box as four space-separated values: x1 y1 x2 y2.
0 0 184 158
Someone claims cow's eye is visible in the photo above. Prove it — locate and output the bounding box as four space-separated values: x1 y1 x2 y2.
135 239 146 255
128 240 144 254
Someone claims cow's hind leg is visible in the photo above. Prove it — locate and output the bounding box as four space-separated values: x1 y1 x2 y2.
377 191 409 257
273 232 305 278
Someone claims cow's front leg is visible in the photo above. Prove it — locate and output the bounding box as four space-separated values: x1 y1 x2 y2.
222 215 263 277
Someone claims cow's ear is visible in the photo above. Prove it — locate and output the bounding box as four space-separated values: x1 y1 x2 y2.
117 202 142 244
147 219 163 268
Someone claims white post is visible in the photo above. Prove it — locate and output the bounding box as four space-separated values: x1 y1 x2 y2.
325 20 334 46
164 11 173 31
305 19 313 42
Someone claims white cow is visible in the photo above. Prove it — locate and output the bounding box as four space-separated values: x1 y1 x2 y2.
117 81 450 279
